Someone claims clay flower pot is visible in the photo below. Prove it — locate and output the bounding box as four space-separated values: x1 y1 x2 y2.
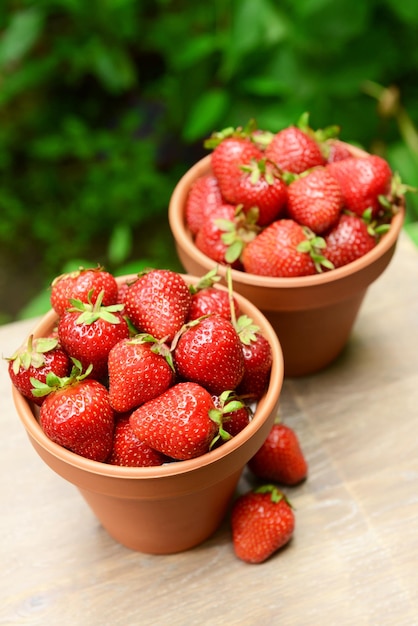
12 275 284 554
168 150 405 377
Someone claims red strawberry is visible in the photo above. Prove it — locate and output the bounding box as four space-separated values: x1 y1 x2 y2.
107 415 168 467
188 285 240 322
232 158 288 226
265 125 325 173
286 167 343 234
185 174 223 235
129 382 219 460
241 219 330 277
206 132 263 203
173 314 245 396
50 266 118 316
195 204 258 268
326 154 392 217
247 422 308 486
231 485 295 563
116 277 133 305
324 213 377 268
108 334 174 413
188 270 241 322
7 335 71 406
212 390 252 438
194 203 244 269
325 138 353 163
58 292 129 380
236 326 273 400
33 361 114 461
124 269 192 342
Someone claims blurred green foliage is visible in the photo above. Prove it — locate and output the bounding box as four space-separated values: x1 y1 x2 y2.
1 0 418 322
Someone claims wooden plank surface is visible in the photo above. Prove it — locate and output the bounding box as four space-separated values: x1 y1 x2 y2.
1 232 418 626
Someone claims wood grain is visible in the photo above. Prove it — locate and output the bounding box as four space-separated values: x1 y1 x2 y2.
1 232 418 626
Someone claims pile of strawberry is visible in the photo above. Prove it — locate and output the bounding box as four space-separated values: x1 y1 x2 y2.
8 266 275 465
186 114 405 276
8 265 309 563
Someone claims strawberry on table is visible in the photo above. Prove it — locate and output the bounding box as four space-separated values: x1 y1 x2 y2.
129 382 219 460
107 414 168 467
33 360 115 462
124 269 192 342
108 334 175 413
286 167 343 234
247 421 308 486
50 266 119 316
173 313 245 396
7 335 71 406
58 291 129 380
231 485 295 564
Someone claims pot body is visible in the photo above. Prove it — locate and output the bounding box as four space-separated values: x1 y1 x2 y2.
12 276 283 553
168 154 404 376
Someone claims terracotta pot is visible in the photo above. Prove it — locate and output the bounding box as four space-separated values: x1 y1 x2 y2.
168 150 405 377
12 275 284 554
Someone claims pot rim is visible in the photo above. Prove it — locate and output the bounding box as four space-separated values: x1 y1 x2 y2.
13 274 284 481
168 153 405 290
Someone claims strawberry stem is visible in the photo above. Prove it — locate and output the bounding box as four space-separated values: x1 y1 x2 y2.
255 484 292 506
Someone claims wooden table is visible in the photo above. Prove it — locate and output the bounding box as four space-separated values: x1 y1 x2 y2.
2 233 418 626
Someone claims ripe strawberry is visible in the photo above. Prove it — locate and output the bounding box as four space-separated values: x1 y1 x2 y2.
241 219 330 277
231 485 295 564
188 270 241 322
116 277 133 305
188 286 240 322
33 361 114 462
206 132 263 203
185 174 223 235
324 213 377 268
50 266 119 316
286 167 343 234
325 138 353 163
232 158 288 226
195 204 259 268
173 314 245 396
7 335 71 406
124 269 192 342
129 382 219 460
265 125 325 173
247 422 308 486
236 327 273 400
326 154 392 217
212 390 252 438
58 292 129 380
194 203 244 269
107 415 168 467
108 334 174 413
